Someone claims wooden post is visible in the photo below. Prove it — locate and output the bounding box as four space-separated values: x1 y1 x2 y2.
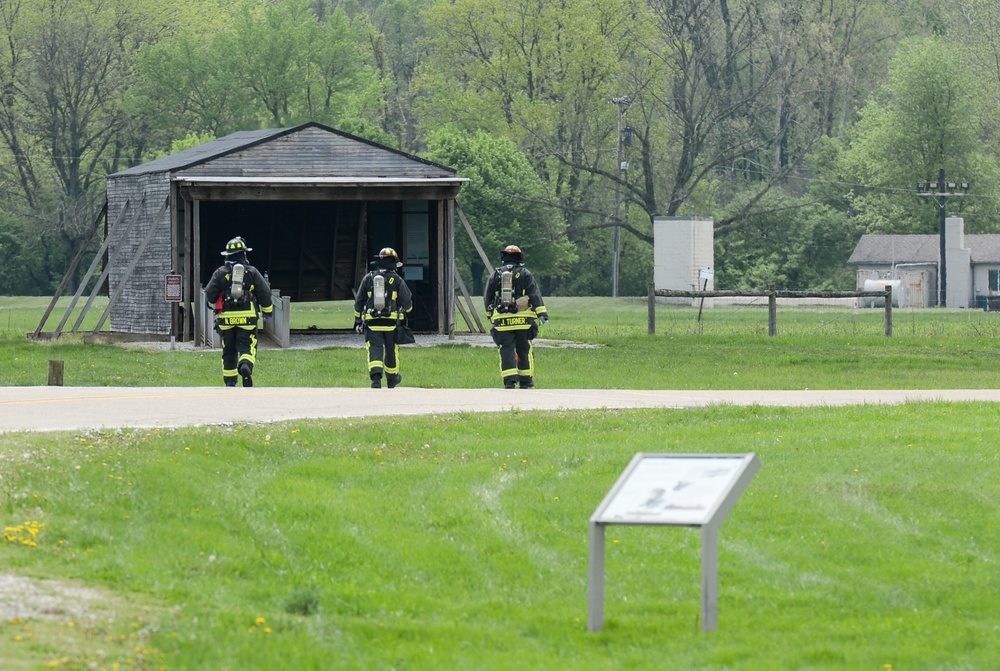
647 282 656 335
48 360 64 386
696 278 709 322
884 286 893 337
768 288 777 336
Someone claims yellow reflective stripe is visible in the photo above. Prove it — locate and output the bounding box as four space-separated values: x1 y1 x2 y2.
364 311 405 321
220 307 258 319
218 316 257 327
491 315 534 330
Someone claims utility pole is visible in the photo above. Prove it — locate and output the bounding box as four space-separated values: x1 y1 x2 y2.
610 96 631 298
917 172 969 307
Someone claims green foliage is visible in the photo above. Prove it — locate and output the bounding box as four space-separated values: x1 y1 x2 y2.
839 37 1000 234
132 0 389 141
424 129 576 287
715 189 860 291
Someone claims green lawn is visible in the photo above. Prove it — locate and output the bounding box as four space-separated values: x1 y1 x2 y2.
1 296 999 670
4 296 1000 389
2 405 998 670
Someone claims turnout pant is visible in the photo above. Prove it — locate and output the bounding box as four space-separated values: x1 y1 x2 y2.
221 326 257 386
365 328 400 381
493 328 534 387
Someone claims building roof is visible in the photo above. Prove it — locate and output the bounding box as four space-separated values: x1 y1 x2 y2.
111 122 457 179
848 233 1000 265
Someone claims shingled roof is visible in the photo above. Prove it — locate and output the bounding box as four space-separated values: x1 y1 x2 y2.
112 122 457 178
848 234 1000 265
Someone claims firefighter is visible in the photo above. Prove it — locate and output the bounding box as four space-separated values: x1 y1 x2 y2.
484 244 549 389
204 237 273 387
353 247 413 388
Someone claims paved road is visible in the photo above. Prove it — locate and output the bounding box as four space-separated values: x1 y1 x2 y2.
3 386 1000 433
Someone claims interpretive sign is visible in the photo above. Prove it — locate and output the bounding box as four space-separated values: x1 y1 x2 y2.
588 453 760 632
164 274 183 303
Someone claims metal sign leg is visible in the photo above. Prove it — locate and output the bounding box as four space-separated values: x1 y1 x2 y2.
588 521 606 632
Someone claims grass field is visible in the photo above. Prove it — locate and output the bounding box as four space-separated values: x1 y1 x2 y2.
2 296 1000 670
4 296 1000 389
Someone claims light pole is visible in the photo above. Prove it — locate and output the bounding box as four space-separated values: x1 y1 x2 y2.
610 96 631 298
917 171 969 307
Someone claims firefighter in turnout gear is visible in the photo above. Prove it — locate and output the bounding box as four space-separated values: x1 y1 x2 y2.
353 247 414 388
484 245 548 389
204 237 273 387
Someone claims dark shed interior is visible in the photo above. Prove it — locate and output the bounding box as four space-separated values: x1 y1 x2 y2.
196 199 441 331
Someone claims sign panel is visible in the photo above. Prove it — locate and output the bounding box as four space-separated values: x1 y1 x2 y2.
588 453 760 632
164 274 183 303
593 455 752 526
699 267 714 281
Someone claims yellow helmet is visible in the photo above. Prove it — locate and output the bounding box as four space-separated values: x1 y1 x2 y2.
222 236 252 256
500 244 523 262
375 247 402 269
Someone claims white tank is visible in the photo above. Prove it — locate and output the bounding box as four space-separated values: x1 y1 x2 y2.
862 279 902 307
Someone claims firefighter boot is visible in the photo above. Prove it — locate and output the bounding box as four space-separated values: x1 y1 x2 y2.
239 361 253 387
371 374 382 389
519 376 535 389
504 377 517 389
387 373 402 389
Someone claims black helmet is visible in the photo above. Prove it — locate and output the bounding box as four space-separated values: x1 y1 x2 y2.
222 236 252 257
500 244 523 263
375 246 402 269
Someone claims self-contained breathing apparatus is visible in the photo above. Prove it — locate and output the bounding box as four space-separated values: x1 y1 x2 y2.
224 263 252 310
492 265 531 314
368 270 394 317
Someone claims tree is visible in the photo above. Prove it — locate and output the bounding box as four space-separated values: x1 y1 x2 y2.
838 36 1000 234
416 0 891 295
423 128 576 291
133 0 389 143
417 0 640 238
714 188 859 290
0 0 159 289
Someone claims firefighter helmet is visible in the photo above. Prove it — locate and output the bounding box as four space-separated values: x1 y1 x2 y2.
500 244 523 263
376 247 402 269
222 236 252 257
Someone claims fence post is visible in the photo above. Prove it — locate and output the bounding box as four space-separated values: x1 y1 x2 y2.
648 282 656 335
48 360 64 386
884 286 893 337
768 288 777 336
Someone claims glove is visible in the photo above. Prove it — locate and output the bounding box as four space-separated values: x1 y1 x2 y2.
263 314 271 323
539 315 548 325
354 317 364 334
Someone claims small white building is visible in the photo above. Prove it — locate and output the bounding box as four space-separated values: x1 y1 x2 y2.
653 216 714 306
848 217 1000 309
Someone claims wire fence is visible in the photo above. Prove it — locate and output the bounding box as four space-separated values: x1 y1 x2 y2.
647 286 1000 338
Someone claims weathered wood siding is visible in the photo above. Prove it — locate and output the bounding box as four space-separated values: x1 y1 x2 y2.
106 173 173 334
177 126 450 179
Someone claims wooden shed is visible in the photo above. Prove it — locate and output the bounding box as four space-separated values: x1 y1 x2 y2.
95 122 467 342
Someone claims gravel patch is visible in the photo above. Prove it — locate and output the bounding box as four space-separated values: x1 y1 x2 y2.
0 573 106 622
120 333 597 351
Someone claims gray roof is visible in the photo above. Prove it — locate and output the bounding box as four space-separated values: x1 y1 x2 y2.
111 122 456 178
113 129 289 176
849 233 1000 265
